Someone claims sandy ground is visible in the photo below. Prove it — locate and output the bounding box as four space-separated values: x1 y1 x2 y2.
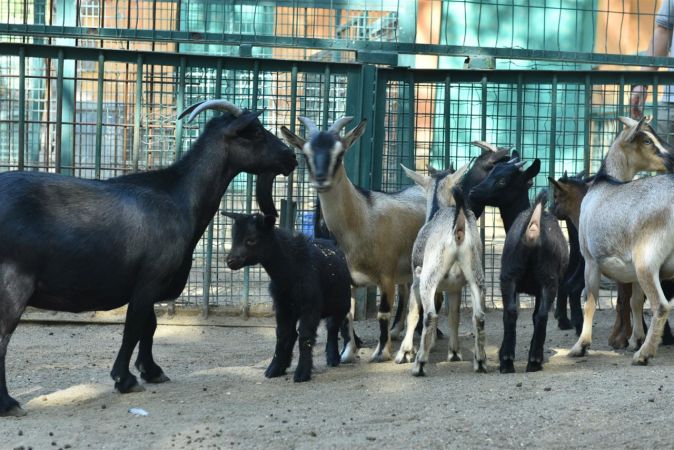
3 309 674 450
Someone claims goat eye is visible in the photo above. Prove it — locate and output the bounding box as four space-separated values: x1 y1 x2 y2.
245 239 257 246
644 138 652 145
497 179 507 187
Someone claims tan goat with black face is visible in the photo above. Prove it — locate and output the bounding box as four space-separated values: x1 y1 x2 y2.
570 116 674 365
281 117 426 363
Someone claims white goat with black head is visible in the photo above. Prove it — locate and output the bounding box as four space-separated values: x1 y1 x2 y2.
394 163 487 375
281 117 426 362
570 116 674 365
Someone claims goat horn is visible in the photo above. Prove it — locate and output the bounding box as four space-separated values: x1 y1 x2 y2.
179 99 244 123
327 116 354 135
298 116 320 138
471 140 499 152
506 157 520 164
515 161 527 169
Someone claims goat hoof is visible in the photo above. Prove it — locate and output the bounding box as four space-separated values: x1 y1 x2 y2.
142 371 170 384
608 335 629 350
557 317 573 331
369 349 392 363
526 361 543 372
4 406 27 417
435 328 446 340
411 362 426 377
265 362 287 378
568 343 588 357
326 357 340 367
115 374 144 393
394 351 413 364
632 351 650 366
499 360 515 374
449 352 462 362
0 397 26 417
293 369 312 383
474 359 488 373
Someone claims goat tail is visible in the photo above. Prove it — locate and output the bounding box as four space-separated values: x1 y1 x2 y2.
452 186 467 245
524 189 548 246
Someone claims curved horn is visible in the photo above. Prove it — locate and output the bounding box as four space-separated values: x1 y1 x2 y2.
327 116 354 135
515 160 527 170
179 99 244 123
471 140 499 153
298 116 320 138
506 157 520 164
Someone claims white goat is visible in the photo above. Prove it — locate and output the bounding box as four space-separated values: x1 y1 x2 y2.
570 116 674 365
281 117 427 362
395 164 487 375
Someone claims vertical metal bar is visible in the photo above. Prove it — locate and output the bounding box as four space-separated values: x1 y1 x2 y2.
443 75 451 169
322 65 331 127
370 68 387 190
175 57 186 159
55 49 64 174
480 75 487 266
132 55 143 172
516 73 523 153
549 75 558 180
653 73 659 125
406 73 415 173
618 74 625 118
94 52 104 179
583 74 591 175
242 61 260 319
18 47 25 171
284 64 298 230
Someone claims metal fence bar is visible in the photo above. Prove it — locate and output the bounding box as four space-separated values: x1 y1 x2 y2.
283 64 299 230
55 49 64 174
132 55 143 172
17 46 25 171
549 75 558 179
94 52 104 179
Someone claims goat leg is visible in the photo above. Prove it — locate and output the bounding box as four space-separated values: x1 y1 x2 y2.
370 286 394 363
134 309 170 383
324 316 342 367
395 277 421 364
446 292 462 362
266 305 297 378
526 288 554 372
499 280 518 373
608 283 631 349
111 301 155 393
294 311 320 382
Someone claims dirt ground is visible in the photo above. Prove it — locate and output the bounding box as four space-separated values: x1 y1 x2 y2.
3 309 674 449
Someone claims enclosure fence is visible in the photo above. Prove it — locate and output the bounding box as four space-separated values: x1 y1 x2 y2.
2 0 674 317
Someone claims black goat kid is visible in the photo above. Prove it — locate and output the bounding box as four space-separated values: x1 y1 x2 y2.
225 213 352 382
0 100 297 416
470 159 568 373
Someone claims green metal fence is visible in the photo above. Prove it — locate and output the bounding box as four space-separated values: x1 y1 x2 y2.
3 1 674 316
2 41 674 316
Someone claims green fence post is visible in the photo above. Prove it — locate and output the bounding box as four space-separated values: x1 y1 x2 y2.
95 52 104 179
18 47 25 171
549 75 558 180
583 75 591 175
132 55 143 172
283 64 298 231
55 50 64 174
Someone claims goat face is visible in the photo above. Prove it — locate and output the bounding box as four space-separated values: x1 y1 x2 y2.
223 212 276 270
219 111 297 177
281 118 367 192
467 141 512 184
548 172 588 221
469 158 541 207
616 116 674 173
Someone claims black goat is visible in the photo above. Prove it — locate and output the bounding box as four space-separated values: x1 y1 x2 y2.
470 159 569 372
224 213 352 382
0 100 297 416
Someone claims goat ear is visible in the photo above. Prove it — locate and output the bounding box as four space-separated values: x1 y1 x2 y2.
548 176 565 191
621 115 647 142
525 159 541 180
223 110 264 138
401 164 430 189
342 119 367 149
427 164 439 176
280 126 306 150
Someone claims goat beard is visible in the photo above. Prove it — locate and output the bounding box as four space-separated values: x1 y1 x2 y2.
256 172 279 217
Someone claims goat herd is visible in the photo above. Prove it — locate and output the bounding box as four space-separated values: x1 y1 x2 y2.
0 99 673 418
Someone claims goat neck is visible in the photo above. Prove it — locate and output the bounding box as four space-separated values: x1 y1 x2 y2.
316 164 366 240
171 129 238 237
257 231 294 285
499 192 531 233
